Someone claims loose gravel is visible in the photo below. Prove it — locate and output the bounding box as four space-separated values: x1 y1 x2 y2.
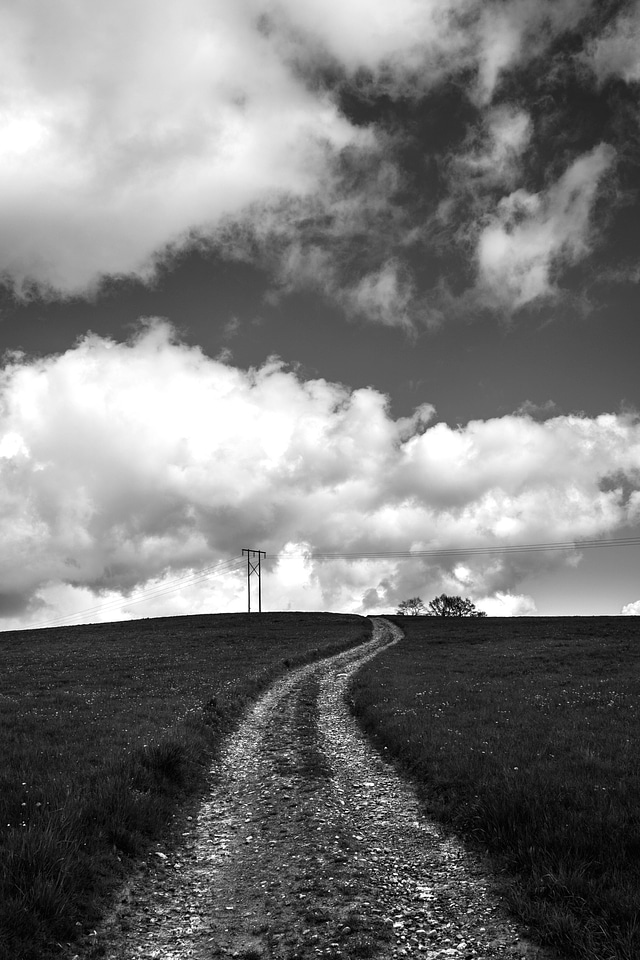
79 618 562 960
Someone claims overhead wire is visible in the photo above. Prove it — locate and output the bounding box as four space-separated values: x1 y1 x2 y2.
23 534 640 630
269 535 640 562
27 555 246 630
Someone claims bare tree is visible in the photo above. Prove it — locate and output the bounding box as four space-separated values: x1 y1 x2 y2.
427 594 487 617
396 597 426 616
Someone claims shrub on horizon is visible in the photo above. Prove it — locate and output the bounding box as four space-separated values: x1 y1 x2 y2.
396 594 487 617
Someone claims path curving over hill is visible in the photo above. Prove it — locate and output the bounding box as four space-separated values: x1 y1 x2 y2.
86 618 556 960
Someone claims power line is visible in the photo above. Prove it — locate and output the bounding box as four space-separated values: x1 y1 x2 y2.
29 557 245 630
269 535 640 562
20 533 640 631
27 556 246 630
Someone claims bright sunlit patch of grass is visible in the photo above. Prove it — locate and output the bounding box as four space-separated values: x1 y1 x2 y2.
350 616 640 960
0 612 370 960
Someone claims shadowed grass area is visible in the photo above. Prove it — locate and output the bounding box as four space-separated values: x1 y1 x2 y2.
0 612 371 960
350 616 640 960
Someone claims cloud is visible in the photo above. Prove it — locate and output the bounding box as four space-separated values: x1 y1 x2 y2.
476 143 615 309
475 0 592 102
622 600 640 616
476 592 537 616
0 0 606 324
223 146 422 326
339 260 416 328
269 0 474 77
286 0 593 103
0 0 474 298
515 400 559 421
1 320 640 627
456 106 532 188
439 104 534 257
0 0 366 295
585 6 640 85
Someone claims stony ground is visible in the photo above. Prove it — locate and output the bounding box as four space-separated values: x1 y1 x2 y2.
78 618 562 960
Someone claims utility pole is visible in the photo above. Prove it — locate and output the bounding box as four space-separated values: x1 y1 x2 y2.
242 548 266 612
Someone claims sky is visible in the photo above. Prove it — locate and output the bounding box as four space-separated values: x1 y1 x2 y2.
1 0 640 628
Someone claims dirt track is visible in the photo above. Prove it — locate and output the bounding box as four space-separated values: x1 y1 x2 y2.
86 618 556 960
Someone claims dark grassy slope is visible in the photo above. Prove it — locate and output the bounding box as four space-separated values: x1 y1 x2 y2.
0 612 371 960
350 617 640 960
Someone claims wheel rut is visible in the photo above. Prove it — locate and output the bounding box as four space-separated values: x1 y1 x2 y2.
87 618 559 960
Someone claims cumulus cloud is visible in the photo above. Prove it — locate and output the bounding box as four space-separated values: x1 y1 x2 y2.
476 143 615 309
0 0 606 325
621 600 640 616
0 0 367 295
0 0 450 297
1 320 639 628
476 592 537 616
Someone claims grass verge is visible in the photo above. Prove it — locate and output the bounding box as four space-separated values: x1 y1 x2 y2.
349 616 640 960
0 612 371 960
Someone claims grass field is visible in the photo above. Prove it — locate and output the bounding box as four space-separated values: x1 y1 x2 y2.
0 612 371 960
349 616 640 960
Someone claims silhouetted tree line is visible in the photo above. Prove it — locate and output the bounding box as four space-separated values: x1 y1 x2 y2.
396 594 487 617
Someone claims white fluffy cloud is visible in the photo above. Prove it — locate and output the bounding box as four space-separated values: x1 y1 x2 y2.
476 592 537 617
477 143 615 309
1 321 639 627
621 600 640 616
0 0 367 295
0 0 601 313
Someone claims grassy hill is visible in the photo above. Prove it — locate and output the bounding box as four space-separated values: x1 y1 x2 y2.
0 612 371 960
6 612 639 960
349 616 640 960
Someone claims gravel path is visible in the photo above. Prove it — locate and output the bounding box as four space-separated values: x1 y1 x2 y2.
84 618 560 960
